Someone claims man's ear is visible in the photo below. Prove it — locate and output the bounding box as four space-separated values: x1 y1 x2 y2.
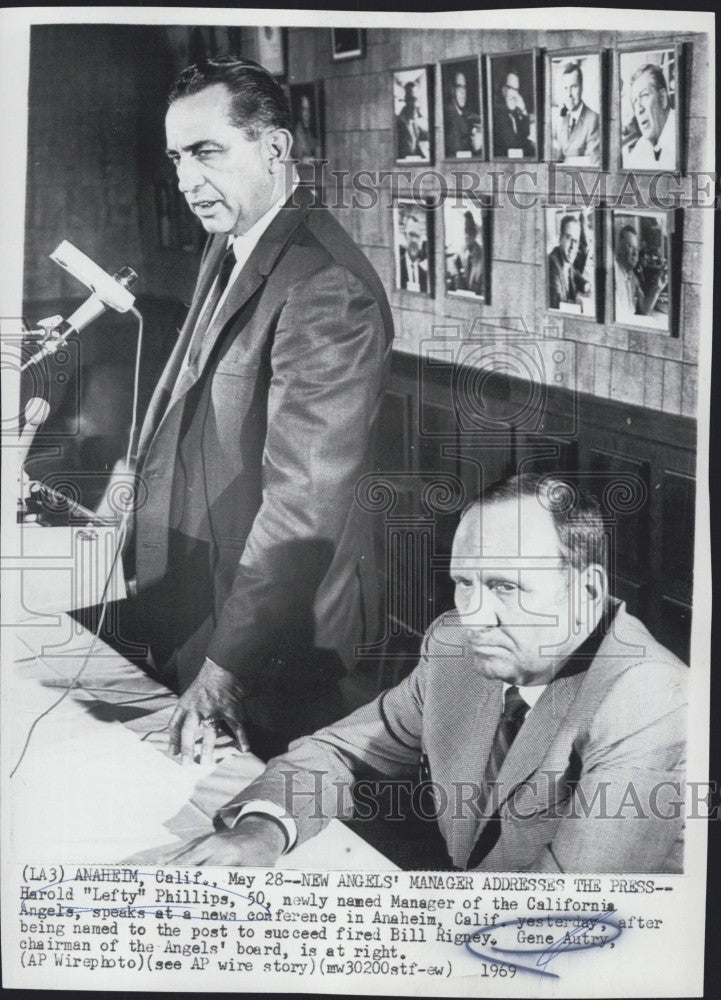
580 564 608 629
660 88 670 111
264 127 293 172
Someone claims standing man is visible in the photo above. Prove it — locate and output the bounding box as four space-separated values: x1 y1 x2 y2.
555 62 600 165
129 57 394 761
624 63 677 170
548 214 591 310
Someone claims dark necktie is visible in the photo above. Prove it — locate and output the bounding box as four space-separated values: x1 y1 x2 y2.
465 685 530 869
653 147 662 161
478 685 530 814
187 246 237 366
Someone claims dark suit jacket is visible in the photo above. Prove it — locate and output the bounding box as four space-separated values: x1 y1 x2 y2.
548 245 587 310
222 602 687 872
444 102 472 156
131 187 394 731
399 247 428 293
493 106 535 157
557 102 600 164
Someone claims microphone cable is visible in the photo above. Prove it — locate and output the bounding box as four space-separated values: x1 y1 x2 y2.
10 306 144 778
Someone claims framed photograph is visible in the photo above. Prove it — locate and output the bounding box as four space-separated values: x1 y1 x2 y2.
331 27 365 62
548 49 604 168
256 25 287 79
618 43 682 172
443 195 491 302
611 209 676 334
393 198 434 297
440 56 484 160
392 65 434 164
289 81 324 184
545 206 600 320
487 49 540 161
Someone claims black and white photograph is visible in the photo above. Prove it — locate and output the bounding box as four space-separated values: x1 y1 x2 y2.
392 64 433 163
330 26 365 61
288 79 324 187
611 209 672 332
393 197 433 295
0 9 713 1000
440 56 484 160
487 49 539 159
443 195 490 301
548 49 603 167
619 44 681 171
545 206 599 319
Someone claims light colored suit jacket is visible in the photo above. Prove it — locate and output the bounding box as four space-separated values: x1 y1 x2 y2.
556 102 601 164
222 602 687 872
131 187 394 729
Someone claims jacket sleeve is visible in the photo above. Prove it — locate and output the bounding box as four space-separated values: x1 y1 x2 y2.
548 254 564 309
215 637 430 845
532 659 688 873
205 262 390 687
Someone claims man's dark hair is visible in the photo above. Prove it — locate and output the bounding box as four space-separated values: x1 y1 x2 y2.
563 61 584 88
618 223 638 244
168 55 292 138
462 473 608 573
559 213 578 238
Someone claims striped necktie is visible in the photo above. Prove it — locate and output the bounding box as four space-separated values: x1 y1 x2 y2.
187 246 237 367
478 685 530 814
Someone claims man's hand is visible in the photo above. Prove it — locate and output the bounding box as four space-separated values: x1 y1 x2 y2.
127 816 287 866
168 657 251 763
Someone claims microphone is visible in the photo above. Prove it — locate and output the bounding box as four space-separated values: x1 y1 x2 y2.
21 243 138 371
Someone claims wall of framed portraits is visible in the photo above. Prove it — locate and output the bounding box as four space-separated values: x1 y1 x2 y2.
286 26 708 420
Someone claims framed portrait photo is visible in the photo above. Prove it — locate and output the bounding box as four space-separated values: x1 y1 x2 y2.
443 195 491 302
393 198 434 298
255 25 287 80
392 65 434 164
545 206 600 321
440 56 484 161
548 49 604 168
487 49 540 161
611 209 677 335
618 44 683 173
331 27 366 62
289 81 324 184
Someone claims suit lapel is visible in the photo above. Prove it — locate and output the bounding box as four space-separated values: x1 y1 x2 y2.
136 236 226 459
138 187 312 459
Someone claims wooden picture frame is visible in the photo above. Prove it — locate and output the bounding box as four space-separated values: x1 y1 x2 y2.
544 205 602 322
617 42 684 174
331 27 366 62
392 64 434 165
486 49 541 162
393 197 435 298
440 55 485 161
443 192 492 303
547 47 606 170
610 208 679 336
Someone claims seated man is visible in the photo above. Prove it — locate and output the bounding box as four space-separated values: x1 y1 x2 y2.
154 474 688 873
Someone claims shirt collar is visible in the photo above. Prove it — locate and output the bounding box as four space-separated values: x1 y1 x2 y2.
503 681 546 710
226 180 299 261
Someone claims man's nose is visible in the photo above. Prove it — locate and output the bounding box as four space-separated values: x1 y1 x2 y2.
457 585 502 629
176 157 205 194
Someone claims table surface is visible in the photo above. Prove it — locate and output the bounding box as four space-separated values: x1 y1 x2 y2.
6 614 395 869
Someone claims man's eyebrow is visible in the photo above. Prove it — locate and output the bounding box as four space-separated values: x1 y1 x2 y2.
165 140 225 157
